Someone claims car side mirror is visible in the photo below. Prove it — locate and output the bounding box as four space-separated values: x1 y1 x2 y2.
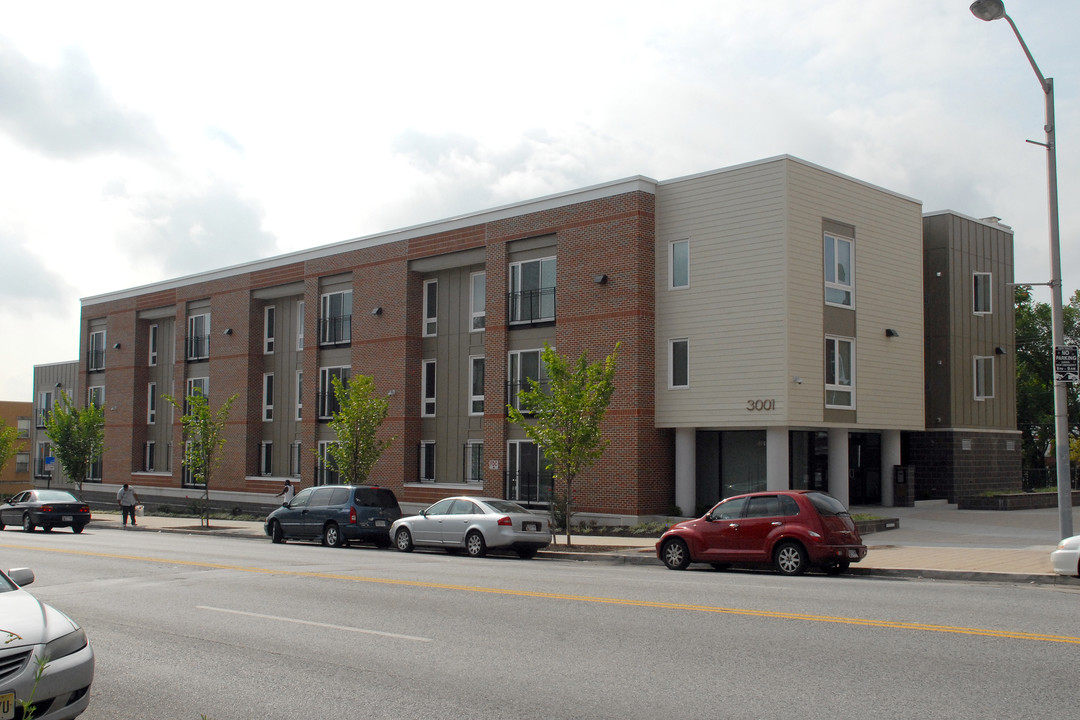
419 510 427 518
7 567 34 587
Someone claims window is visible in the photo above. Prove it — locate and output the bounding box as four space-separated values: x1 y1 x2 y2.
87 386 104 410
290 442 303 477
16 417 30 438
464 441 483 483
187 314 210 360
35 442 51 478
471 272 486 331
319 366 349 418
509 257 556 323
422 360 436 416
824 233 853 307
469 356 485 415
260 441 273 476
144 441 156 472
147 383 157 424
975 356 995 400
669 339 689 389
15 452 29 474
263 373 274 421
36 391 53 427
974 273 992 314
319 291 352 345
317 441 339 485
825 336 855 408
297 300 305 350
423 279 438 336
186 377 208 414
88 330 106 371
670 239 689 289
296 371 303 420
264 306 276 353
508 349 549 410
149 324 158 366
506 440 551 503
419 441 436 481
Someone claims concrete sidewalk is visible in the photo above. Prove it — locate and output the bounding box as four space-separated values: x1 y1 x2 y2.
83 501 1080 586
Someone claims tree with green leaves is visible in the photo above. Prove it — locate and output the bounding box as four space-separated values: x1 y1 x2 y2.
1014 287 1079 476
323 374 394 485
0 419 22 478
42 392 105 499
507 342 620 546
164 387 237 527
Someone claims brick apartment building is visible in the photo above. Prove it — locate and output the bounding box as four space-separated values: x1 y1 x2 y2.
0 400 33 496
31 156 1020 519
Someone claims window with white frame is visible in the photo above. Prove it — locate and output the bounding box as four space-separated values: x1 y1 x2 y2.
319 291 352 345
264 306 276 353
15 452 29 474
824 233 854 307
317 440 339 485
260 441 273 476
147 383 157 424
88 330 106 371
185 377 208 414
471 271 486 331
187 313 210 360
423 279 438 336
669 338 689 389
825 336 855 408
465 441 483 483
670 239 689 289
296 371 303 420
422 360 436 416
973 273 992 314
297 300 305 350
508 349 548 410
149 324 158 366
509 256 556 323
419 441 436 481
263 373 274 421
469 356 485 415
144 441 156 472
290 441 303 477
87 386 104 410
974 356 995 400
318 366 349 418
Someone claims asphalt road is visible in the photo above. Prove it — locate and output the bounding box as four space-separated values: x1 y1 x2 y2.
3 525 1079 720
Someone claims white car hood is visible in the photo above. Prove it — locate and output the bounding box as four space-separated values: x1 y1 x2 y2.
1 590 76 649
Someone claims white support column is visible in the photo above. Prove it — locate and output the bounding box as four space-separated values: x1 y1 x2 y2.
674 428 696 517
766 426 788 491
828 428 850 507
881 429 902 507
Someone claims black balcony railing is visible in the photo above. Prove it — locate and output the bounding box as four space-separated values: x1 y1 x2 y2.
87 349 106 372
186 334 210 361
507 287 556 325
504 469 554 507
318 315 352 346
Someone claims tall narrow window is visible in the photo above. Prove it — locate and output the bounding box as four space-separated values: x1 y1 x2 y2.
422 360 436 416
263 373 274 421
825 336 855 408
187 314 210 360
670 239 689 289
88 330 106 371
509 257 556 323
319 366 349 418
471 271 486 331
508 349 548 410
419 441 436 482
465 441 484 483
296 371 303 420
317 441 339 485
148 324 158 366
264 306 276 353
320 291 352 345
669 339 689 389
186 377 208 414
974 356 995 400
973 273 992 314
87 386 104 410
260 441 273 476
423 279 438 336
290 442 303 477
297 300 305 350
824 233 854 307
469 356 485 415
147 383 157 424
144 441 156 472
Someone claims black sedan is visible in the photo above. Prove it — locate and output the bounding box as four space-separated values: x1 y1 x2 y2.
0 489 92 533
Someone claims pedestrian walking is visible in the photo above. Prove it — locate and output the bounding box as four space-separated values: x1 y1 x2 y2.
274 479 295 505
117 483 140 527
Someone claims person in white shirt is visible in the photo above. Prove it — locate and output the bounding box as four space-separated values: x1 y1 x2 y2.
117 483 140 527
275 479 295 505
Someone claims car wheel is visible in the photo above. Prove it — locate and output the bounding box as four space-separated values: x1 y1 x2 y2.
269 520 285 544
72 524 85 534
465 530 487 558
824 561 850 576
324 523 344 548
516 547 538 559
395 527 414 552
661 538 691 570
774 541 808 576
22 514 35 533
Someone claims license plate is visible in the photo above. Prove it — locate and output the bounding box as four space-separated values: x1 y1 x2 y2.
1 691 15 720
522 522 540 531
63 515 73 521
374 519 387 527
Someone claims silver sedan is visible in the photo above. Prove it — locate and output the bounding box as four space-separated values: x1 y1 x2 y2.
1051 535 1080 577
391 497 550 558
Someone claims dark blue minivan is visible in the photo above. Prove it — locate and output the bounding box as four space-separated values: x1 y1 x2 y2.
265 485 401 548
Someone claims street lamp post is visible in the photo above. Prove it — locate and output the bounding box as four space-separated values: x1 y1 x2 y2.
970 0 1073 539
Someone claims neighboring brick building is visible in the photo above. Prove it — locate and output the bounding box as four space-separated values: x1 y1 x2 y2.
31 156 1020 518
0 400 33 496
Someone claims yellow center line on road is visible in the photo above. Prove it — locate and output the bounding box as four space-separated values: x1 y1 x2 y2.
7 542 1079 646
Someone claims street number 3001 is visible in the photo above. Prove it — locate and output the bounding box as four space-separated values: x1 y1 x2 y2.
746 399 775 411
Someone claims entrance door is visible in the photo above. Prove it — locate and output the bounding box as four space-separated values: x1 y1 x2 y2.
848 433 881 505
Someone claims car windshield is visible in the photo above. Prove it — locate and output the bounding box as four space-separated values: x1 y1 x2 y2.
806 492 850 516
35 491 79 502
481 499 530 514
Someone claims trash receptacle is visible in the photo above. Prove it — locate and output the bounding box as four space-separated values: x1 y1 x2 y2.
893 466 914 507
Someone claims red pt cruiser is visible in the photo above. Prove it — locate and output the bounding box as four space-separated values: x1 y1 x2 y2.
656 490 867 575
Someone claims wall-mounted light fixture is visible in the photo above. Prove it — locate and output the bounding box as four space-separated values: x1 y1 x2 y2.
371 307 383 316
885 328 900 338
112 342 121 349
593 274 608 284
995 346 1006 355
54 382 62 388
387 389 396 396
223 328 232 336
792 376 803 385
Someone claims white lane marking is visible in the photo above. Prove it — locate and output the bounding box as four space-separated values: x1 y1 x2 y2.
197 606 433 642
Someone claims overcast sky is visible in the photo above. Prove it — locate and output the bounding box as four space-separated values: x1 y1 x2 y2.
2 0 1077 400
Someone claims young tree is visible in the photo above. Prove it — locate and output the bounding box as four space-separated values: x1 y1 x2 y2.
164 387 238 527
507 342 620 546
0 419 22 477
42 392 105 498
324 374 394 484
